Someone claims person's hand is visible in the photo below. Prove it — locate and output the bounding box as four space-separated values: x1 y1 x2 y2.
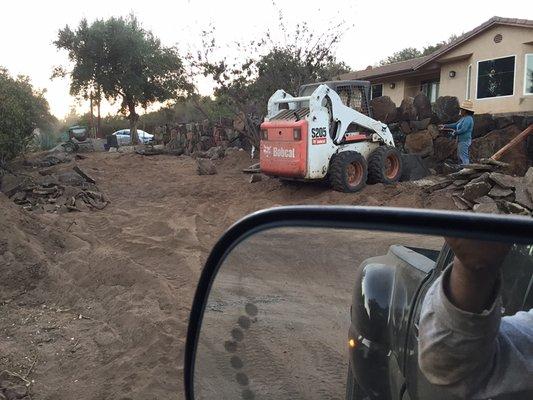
444 238 511 312
438 124 445 130
445 238 511 272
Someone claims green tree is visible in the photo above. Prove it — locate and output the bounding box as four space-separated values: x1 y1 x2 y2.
379 47 423 65
188 18 349 147
379 34 460 65
0 67 56 164
54 15 191 144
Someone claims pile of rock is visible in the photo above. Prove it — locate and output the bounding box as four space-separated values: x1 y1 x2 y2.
22 152 72 168
371 94 532 175
0 167 108 213
427 161 533 215
163 119 242 155
372 94 462 160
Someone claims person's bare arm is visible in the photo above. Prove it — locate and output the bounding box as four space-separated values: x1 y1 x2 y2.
445 238 510 313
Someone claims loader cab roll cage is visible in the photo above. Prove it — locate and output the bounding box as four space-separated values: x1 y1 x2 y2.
298 80 372 118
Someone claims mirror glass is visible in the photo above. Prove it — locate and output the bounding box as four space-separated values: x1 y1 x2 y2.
193 228 532 400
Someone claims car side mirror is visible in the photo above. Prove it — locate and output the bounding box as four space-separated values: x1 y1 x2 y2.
184 206 533 400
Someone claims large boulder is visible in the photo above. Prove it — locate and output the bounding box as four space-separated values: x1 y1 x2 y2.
400 121 411 135
472 114 496 138
494 116 514 129
435 96 460 124
463 181 491 202
525 167 533 199
196 158 217 175
370 96 398 123
399 97 417 121
433 136 457 161
470 124 528 175
405 130 434 157
410 118 431 132
427 124 440 139
512 115 533 130
413 92 432 120
515 177 533 210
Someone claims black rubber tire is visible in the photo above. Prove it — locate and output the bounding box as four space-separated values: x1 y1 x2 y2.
367 146 403 184
329 151 368 193
346 365 368 400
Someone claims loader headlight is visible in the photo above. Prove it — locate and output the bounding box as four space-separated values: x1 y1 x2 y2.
293 128 301 141
261 129 268 140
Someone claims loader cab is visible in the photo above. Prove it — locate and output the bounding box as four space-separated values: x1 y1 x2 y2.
298 80 372 118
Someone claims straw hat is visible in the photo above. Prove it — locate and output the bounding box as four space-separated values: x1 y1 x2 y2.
459 99 475 113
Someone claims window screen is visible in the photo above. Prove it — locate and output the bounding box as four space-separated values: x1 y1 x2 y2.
477 56 515 99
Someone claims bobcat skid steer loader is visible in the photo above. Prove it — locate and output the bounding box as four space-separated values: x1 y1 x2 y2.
259 80 402 192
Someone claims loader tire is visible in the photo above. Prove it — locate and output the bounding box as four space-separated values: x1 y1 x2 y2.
367 146 402 184
329 151 368 193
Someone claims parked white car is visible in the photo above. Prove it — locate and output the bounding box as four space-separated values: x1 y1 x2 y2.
112 129 154 146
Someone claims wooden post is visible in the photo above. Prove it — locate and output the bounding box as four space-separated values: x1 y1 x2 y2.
490 124 533 161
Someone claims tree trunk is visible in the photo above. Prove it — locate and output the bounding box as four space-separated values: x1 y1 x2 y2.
128 101 140 145
89 94 95 138
96 86 101 138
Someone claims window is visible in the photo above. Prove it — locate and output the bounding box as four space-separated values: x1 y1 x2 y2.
421 80 440 103
525 54 533 95
466 65 472 99
476 55 515 99
371 84 383 99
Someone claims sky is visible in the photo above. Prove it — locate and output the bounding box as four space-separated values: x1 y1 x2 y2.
2 0 532 119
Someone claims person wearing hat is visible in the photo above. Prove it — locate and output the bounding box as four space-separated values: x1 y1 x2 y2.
439 100 475 165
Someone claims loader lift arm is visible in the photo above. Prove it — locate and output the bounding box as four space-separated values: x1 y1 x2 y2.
267 84 394 147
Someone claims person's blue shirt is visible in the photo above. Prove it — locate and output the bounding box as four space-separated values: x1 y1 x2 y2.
444 115 474 143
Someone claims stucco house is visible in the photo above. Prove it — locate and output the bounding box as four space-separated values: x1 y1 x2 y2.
339 17 533 115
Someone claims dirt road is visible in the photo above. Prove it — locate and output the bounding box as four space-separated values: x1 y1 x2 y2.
0 151 454 400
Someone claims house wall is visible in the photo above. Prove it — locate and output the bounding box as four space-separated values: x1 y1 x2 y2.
371 73 440 106
380 79 405 105
438 24 533 114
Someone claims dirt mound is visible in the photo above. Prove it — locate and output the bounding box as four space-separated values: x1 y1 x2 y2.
0 195 60 299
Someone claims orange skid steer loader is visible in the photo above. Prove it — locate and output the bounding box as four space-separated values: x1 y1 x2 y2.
259 81 402 192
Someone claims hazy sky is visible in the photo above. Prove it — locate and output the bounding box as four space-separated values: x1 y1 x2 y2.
3 0 532 118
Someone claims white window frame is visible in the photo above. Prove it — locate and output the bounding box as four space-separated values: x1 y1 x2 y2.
466 64 472 100
524 53 533 96
370 83 383 100
475 54 516 100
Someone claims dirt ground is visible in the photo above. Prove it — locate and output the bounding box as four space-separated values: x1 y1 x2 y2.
0 150 455 400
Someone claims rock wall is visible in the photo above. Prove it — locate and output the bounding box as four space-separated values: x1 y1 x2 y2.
157 119 243 155
371 94 532 175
